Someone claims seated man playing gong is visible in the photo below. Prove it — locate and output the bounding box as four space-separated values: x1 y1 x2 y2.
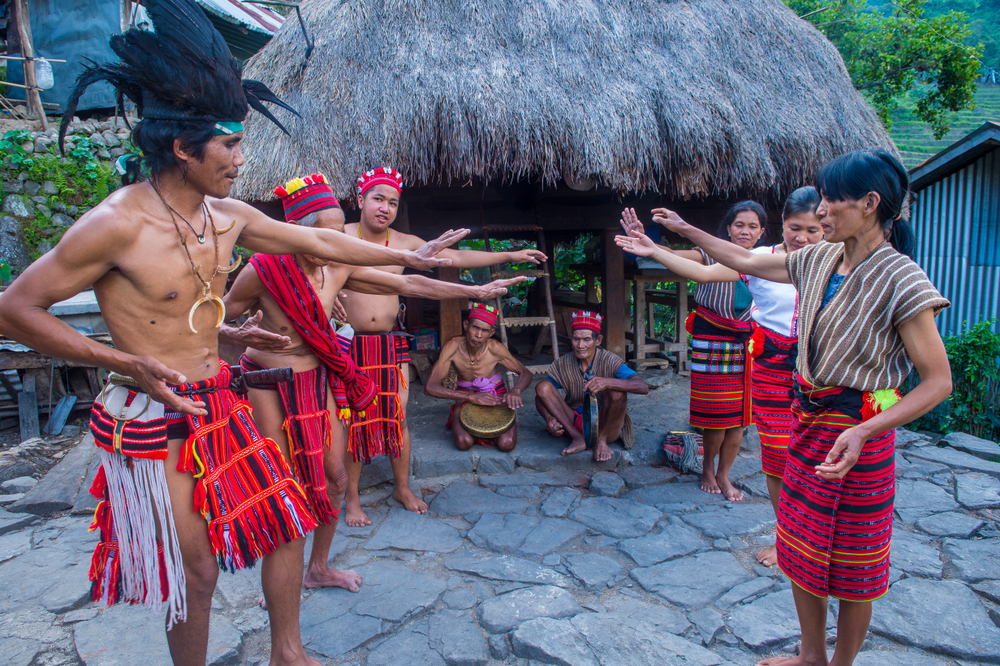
424 303 531 451
535 311 649 462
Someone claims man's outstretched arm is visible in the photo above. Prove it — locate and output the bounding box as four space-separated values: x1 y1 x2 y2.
344 268 527 302
398 232 547 269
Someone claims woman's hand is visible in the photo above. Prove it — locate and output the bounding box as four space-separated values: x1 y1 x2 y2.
614 231 657 257
651 208 692 235
815 424 869 480
620 208 645 238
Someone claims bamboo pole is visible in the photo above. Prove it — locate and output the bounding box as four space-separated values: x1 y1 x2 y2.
14 0 48 131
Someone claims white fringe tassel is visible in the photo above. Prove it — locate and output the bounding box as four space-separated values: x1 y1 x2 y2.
99 449 188 629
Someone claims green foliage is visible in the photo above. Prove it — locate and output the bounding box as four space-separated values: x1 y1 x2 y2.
786 0 982 138
0 261 10 284
909 319 1000 441
553 234 591 291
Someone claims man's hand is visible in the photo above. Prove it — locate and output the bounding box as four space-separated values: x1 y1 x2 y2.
221 311 292 351
505 389 523 409
474 276 528 300
815 425 869 480
331 294 349 323
467 392 504 406
129 355 207 416
406 229 470 270
651 208 691 234
584 376 614 394
509 249 548 265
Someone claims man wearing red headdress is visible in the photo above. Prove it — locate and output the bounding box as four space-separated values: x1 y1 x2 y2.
535 311 649 462
224 174 524 595
424 303 532 451
341 167 546 526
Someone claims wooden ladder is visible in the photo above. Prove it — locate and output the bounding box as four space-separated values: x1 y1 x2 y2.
482 224 559 376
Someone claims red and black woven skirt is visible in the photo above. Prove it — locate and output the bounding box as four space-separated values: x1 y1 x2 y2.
747 325 798 477
688 306 753 430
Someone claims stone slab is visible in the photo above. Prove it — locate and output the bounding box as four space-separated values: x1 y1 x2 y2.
474 449 516 476
727 589 802 650
511 616 599 666
715 577 775 609
0 507 38 536
631 551 753 607
617 520 704 567
0 530 31 564
681 504 777 539
468 513 538 554
689 607 725 645
1 477 36 494
365 507 465 552
955 472 1000 510
906 446 1000 478
563 553 622 590
10 434 95 515
589 471 625 497
429 481 531 517
496 485 541 498
477 585 583 633
412 443 475 479
853 651 949 666
570 497 661 539
428 609 489 666
890 530 942 578
518 517 588 558
971 580 1000 604
893 479 959 523
571 612 733 665
941 432 1000 462
915 511 984 538
870 578 1000 661
368 626 445 666
541 487 580 518
74 605 241 665
623 481 725 512
735 473 770 499
446 553 569 588
621 466 677 488
942 538 1000 582
895 429 934 449
603 596 692 635
479 471 591 490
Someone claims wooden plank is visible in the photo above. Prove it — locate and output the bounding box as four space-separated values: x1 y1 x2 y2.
634 276 646 361
0 372 17 401
677 279 689 375
42 395 77 436
501 317 552 327
601 228 626 358
438 267 463 343
14 0 48 130
17 371 38 442
491 270 548 278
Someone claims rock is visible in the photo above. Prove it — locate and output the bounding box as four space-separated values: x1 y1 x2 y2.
735 472 771 499
429 481 531 517
10 434 97 516
623 480 725 512
631 551 753 607
88 133 106 148
442 587 478 610
511 617 599 666
496 485 540 498
96 149 111 160
474 450 515 476
0 493 24 505
20 141 33 154
906 446 1000 478
541 487 580 517
941 432 1000 462
870 578 1000 661
1 477 36 494
955 473 1000 509
365 507 465 552
621 466 676 488
604 596 692 635
0 530 31 563
368 626 445 666
428 609 489 666
62 608 99 625
33 140 49 155
0 215 30 271
0 508 38 536
488 634 510 660
74 605 241 665
890 530 942 578
893 479 959 523
446 553 569 587
589 471 625 497
943 538 1000 582
35 203 52 220
468 513 538 554
477 585 583 633
109 147 126 159
570 497 661 539
517 517 588 558
853 650 949 665
102 131 121 148
23 181 40 197
213 568 263 608
728 589 806 650
681 504 777 539
479 471 590 489
915 511 984 538
51 213 75 228
37 241 53 255
972 580 1000 604
40 562 91 613
3 194 33 217
689 607 724 644
42 180 57 195
618 520 704 566
715 577 775 609
563 553 622 590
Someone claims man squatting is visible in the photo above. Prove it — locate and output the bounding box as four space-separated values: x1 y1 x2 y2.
223 173 523 592
0 1 471 665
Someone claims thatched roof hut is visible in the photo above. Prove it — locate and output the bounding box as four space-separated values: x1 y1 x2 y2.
235 0 892 202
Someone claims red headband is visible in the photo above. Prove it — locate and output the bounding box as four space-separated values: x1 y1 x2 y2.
571 310 602 335
358 166 403 197
468 302 499 328
274 173 340 222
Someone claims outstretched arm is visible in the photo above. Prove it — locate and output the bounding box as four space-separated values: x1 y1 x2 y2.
652 208 790 283
344 268 527 301
620 208 704 263
398 233 547 269
615 228 740 283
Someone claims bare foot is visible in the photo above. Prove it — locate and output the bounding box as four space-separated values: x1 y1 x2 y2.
593 440 613 462
562 437 586 456
304 566 363 592
344 496 372 527
701 470 721 494
717 476 744 502
545 419 565 437
259 596 267 610
755 657 823 666
756 545 778 567
268 649 323 666
394 486 428 514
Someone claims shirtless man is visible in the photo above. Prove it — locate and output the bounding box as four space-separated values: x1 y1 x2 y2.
224 175 523 593
0 5 460 663
341 166 546 526
424 303 532 451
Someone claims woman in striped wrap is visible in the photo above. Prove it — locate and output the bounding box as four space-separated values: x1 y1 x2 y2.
620 203 765 501
618 187 825 568
650 150 952 666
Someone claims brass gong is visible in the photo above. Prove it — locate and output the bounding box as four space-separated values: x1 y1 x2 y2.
583 392 600 447
460 402 515 438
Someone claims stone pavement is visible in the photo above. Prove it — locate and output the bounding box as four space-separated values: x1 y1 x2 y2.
1 377 999 665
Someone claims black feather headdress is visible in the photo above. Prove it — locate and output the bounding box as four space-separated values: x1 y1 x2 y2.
58 0 298 151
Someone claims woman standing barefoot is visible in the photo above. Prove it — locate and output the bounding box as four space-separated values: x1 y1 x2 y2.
627 150 952 666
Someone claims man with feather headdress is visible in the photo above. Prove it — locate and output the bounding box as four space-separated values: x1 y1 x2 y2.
0 1 465 664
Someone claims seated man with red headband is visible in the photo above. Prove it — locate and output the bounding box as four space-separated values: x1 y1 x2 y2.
424 303 532 451
535 311 649 462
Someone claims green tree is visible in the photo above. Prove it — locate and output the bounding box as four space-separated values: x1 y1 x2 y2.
786 0 983 138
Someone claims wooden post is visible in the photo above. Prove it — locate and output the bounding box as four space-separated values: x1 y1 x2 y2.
677 278 689 375
438 266 462 344
15 0 48 131
601 228 625 358
633 276 645 361
18 370 39 442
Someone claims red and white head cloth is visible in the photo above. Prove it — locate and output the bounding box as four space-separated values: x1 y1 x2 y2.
273 173 340 222
571 310 602 336
468 302 499 328
357 166 403 197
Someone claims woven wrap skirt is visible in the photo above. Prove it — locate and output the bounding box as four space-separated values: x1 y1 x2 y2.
747 325 798 477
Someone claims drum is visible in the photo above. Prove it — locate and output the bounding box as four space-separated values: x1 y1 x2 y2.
583 392 600 447
460 402 516 439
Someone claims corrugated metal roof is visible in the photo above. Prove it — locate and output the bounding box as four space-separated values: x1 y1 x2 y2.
195 0 283 36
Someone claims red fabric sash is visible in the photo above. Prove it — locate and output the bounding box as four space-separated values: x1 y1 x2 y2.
250 253 376 414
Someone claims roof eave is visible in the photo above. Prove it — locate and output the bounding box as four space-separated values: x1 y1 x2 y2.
910 121 1000 191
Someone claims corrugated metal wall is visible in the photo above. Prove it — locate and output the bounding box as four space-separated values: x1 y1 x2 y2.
912 147 1000 337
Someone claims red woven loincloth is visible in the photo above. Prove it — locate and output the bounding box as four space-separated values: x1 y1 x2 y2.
446 373 508 447
776 375 899 602
688 306 753 430
240 355 338 525
348 333 410 462
747 324 798 478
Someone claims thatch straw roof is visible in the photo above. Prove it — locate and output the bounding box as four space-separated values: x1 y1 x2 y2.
235 0 894 202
